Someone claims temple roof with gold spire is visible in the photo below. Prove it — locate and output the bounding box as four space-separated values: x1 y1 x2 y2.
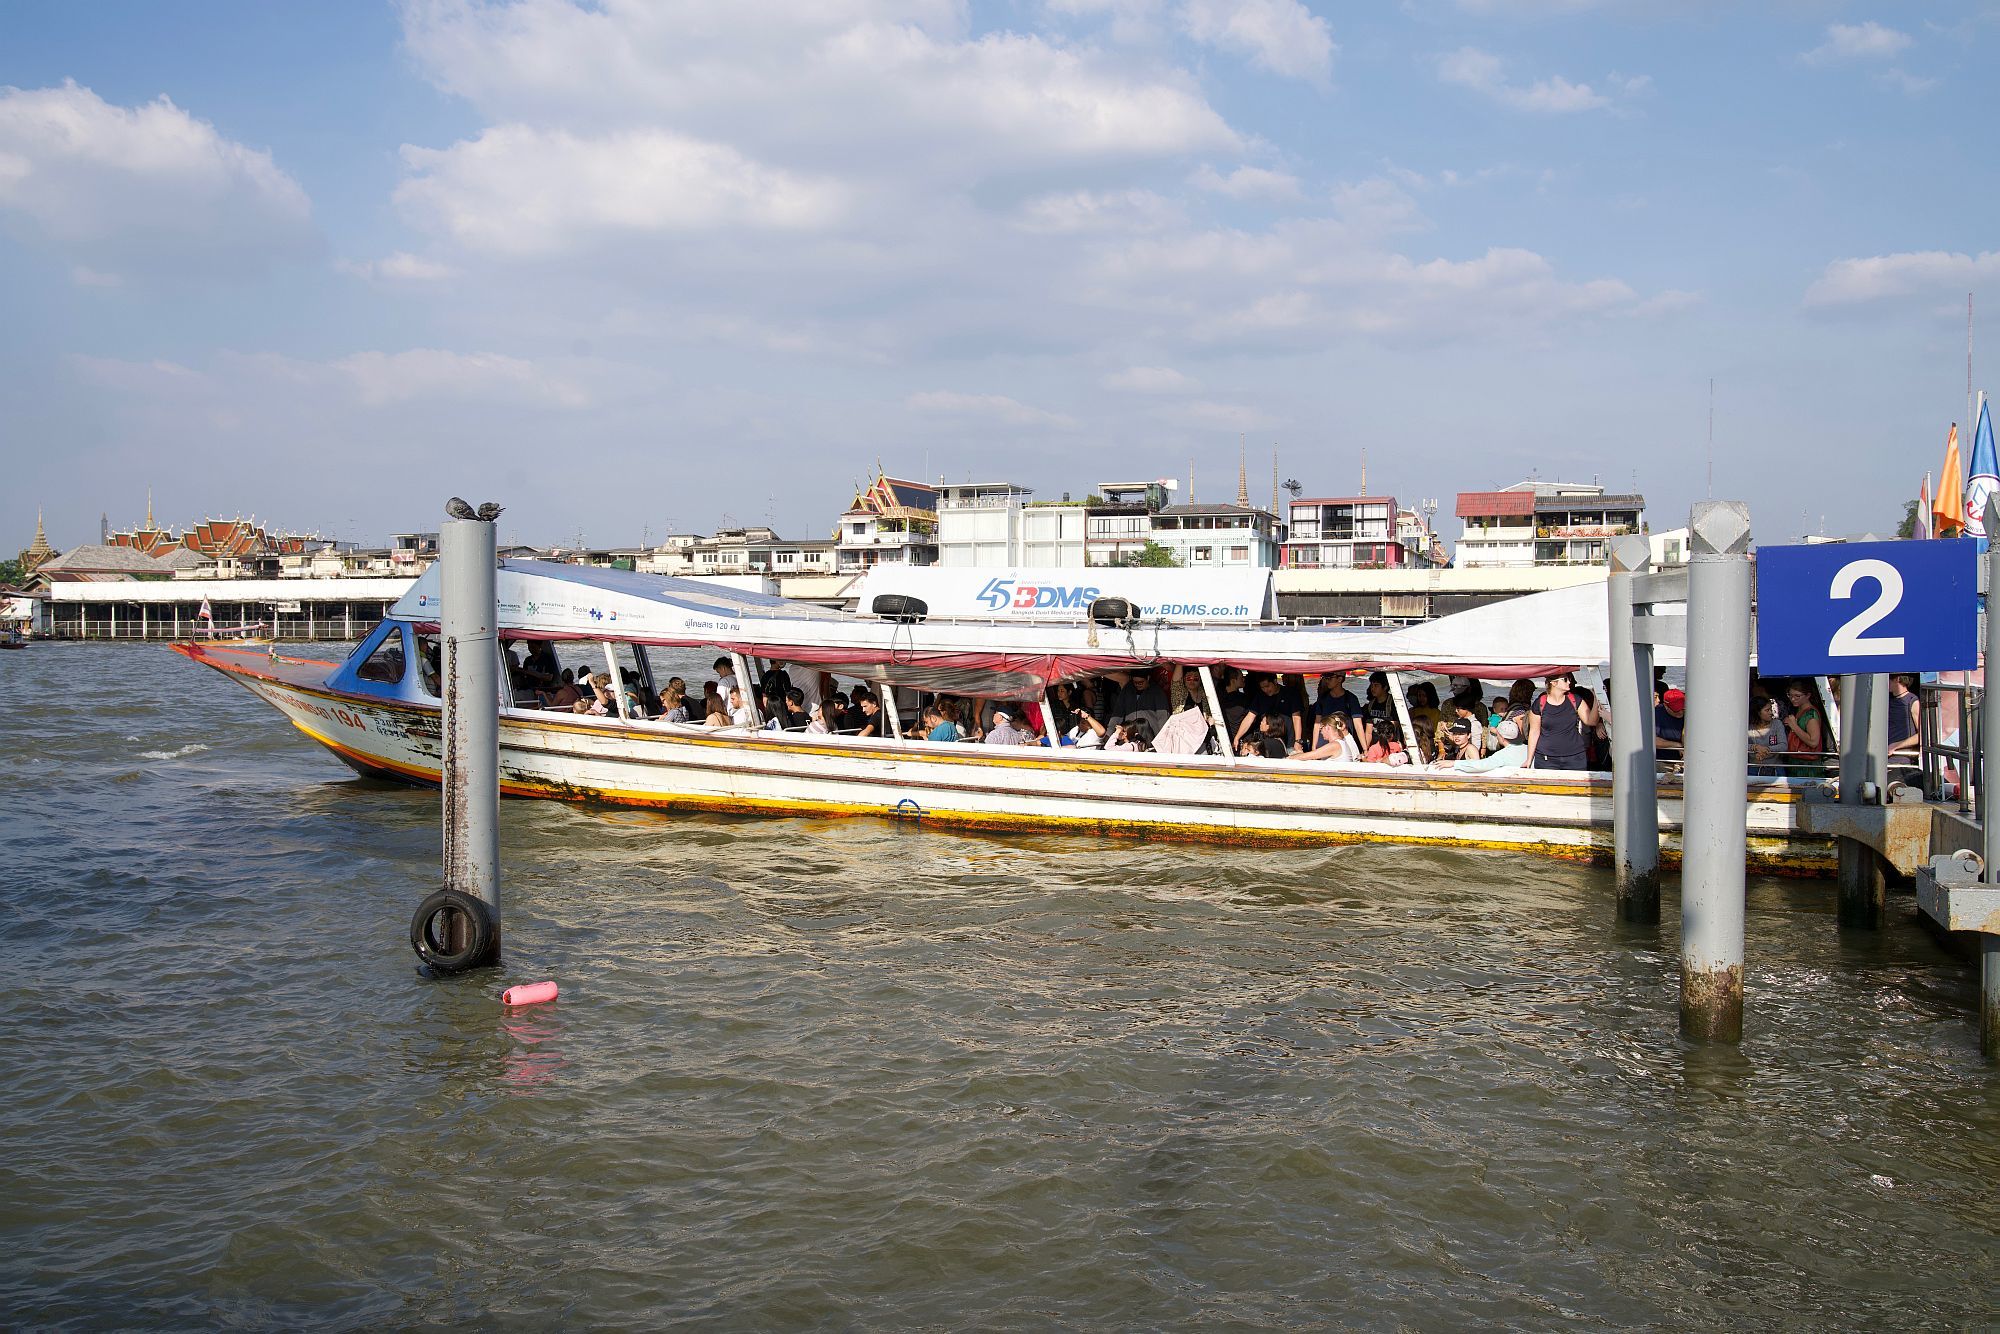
19 509 57 571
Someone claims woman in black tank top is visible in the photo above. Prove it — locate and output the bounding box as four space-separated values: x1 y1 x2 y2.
1527 671 1596 771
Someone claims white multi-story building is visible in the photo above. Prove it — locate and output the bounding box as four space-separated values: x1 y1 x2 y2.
935 482 1087 567
1148 504 1282 568
1083 478 1176 567
1455 481 1645 568
639 527 837 577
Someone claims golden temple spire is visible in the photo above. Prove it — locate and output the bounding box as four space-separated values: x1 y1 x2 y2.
145 488 154 530
1236 435 1248 507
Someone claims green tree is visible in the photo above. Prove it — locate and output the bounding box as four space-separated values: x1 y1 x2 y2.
0 558 24 588
1115 540 1179 568
1896 498 1918 539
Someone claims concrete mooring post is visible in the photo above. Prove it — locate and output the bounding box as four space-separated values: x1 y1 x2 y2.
1679 501 1752 1041
1836 672 1890 928
412 503 503 973
1985 514 2000 1056
1607 535 1661 922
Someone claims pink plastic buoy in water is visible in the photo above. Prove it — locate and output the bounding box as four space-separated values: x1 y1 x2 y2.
501 980 559 1007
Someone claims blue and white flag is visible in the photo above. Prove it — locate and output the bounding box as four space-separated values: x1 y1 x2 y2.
1968 393 1999 552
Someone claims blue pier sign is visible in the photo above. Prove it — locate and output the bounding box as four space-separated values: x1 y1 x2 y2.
1756 539 1979 675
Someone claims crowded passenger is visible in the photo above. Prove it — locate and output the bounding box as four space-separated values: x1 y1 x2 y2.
1524 672 1594 771
777 687 811 731
1359 673 1399 753
1254 713 1297 759
1887 674 1922 767
925 700 963 744
656 679 690 724
1314 672 1364 732
1655 686 1686 762
1105 718 1154 753
1749 696 1785 776
1781 680 1825 770
1300 713 1362 762
1405 682 1444 761
806 703 831 735
1453 717 1529 772
985 709 1034 746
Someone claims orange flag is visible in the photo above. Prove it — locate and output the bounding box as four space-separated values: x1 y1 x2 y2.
1934 423 1966 536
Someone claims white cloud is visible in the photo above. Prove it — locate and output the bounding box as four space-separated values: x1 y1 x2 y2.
401 1 1240 181
330 349 588 408
906 390 1077 428
396 124 847 256
1804 250 2000 310
1104 365 1197 392
1179 399 1281 431
1802 21 1913 66
1435 47 1612 113
1015 188 1180 234
340 251 459 282
1094 218 1643 346
1454 0 1605 12
1189 163 1302 201
0 80 314 277
1179 0 1335 84
1877 68 1938 96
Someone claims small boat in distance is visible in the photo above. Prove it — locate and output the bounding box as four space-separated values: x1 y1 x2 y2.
191 620 272 645
171 559 1837 873
0 629 26 650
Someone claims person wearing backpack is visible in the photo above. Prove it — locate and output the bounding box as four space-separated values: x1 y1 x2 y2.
1525 671 1596 772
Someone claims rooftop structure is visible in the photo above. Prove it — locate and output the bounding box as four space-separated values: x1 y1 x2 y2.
640 527 837 577
1148 503 1281 569
835 471 938 572
1455 480 1645 568
30 543 181 583
17 510 57 573
934 482 1088 568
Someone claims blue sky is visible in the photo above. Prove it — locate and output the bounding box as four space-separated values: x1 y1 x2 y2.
3 1 1996 552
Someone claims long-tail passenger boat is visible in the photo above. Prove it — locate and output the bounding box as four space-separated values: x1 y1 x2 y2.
172 560 1836 873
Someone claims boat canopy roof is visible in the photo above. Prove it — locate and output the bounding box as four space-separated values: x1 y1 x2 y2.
388 559 1682 694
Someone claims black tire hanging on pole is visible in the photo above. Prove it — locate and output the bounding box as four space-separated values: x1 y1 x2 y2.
410 888 497 973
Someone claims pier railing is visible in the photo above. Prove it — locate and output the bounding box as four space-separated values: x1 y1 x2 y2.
1919 680 1980 816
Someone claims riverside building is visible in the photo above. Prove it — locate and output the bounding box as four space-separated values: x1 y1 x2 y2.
1454 481 1645 568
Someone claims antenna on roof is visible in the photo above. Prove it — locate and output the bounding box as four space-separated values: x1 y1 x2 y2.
1360 447 1367 496
1707 377 1715 499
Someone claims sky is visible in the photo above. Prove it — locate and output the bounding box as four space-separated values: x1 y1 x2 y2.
2 0 1996 553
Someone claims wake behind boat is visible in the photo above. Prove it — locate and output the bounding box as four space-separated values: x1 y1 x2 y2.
171 559 1836 873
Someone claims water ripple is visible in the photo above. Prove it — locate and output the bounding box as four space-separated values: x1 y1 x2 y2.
0 644 1993 1328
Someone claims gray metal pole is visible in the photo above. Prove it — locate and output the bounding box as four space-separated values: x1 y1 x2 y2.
1608 536 1659 922
440 512 501 964
1679 501 1752 1042
1837 673 1887 928
1984 503 2000 1055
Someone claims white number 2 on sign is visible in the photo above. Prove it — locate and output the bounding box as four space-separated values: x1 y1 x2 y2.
1828 558 1906 657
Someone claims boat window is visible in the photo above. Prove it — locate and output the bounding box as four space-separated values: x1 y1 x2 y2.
356 626 408 684
415 633 441 697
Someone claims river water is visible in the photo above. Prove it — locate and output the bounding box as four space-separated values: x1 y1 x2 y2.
2 643 1994 1329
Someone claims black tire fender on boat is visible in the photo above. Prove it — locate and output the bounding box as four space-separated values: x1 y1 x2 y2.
410 888 497 973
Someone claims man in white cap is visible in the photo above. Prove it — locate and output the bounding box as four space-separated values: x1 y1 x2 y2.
984 708 1034 745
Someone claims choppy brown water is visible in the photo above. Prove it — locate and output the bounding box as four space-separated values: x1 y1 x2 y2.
1 644 1995 1328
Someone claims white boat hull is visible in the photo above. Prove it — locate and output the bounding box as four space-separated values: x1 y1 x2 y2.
191 647 1836 874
